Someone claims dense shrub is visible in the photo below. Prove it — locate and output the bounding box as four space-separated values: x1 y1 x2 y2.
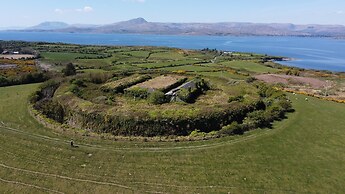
31 79 64 122
88 73 112 84
29 79 61 103
125 87 149 99
69 84 83 97
70 79 86 87
242 110 268 129
176 78 209 103
0 72 49 87
177 88 193 102
246 76 257 83
219 122 244 135
62 63 76 76
34 75 292 137
34 99 64 123
148 90 167 104
228 95 244 103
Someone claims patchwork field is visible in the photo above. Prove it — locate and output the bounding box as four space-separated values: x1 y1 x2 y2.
1 41 345 193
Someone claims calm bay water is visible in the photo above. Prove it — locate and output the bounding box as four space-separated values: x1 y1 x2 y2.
1 31 345 72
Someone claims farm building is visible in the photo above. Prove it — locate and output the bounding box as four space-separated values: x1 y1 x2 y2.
165 80 196 96
1 50 9 54
165 80 197 102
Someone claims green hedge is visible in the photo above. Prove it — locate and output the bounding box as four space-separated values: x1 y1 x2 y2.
101 75 151 93
148 91 167 104
176 78 209 103
124 87 149 99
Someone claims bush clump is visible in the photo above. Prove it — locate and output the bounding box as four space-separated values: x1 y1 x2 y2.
148 90 167 104
62 63 76 76
34 99 64 123
228 95 244 103
125 87 149 100
29 79 61 103
219 122 244 135
176 78 209 103
69 84 83 97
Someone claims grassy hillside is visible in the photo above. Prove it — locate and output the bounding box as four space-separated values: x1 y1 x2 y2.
1 84 345 193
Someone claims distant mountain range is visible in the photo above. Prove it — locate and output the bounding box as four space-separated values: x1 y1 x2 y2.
14 18 345 37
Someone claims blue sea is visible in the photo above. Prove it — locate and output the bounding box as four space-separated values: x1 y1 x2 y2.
1 31 345 72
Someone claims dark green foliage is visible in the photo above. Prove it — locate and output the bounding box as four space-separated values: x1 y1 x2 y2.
176 78 209 103
125 87 149 99
62 63 76 76
285 69 300 76
219 122 244 135
69 84 83 97
34 99 64 123
256 83 270 97
57 98 266 137
39 79 60 90
243 110 269 129
29 79 60 103
88 73 112 84
31 79 64 122
148 90 167 104
29 91 41 104
228 95 244 103
195 78 210 91
0 76 9 86
0 72 49 87
70 79 86 87
246 76 257 83
177 88 192 102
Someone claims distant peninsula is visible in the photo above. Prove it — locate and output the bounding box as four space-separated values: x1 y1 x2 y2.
12 18 345 38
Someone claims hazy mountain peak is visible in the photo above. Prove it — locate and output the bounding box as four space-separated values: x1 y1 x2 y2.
29 21 69 30
125 17 148 24
21 18 345 38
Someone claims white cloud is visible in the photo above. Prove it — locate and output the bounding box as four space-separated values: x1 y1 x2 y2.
336 10 344 14
54 6 94 14
54 8 64 14
76 6 94 13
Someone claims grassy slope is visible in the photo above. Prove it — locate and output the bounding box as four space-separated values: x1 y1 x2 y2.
0 84 345 193
41 52 99 64
220 61 280 73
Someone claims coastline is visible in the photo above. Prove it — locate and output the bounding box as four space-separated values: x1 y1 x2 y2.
0 33 344 72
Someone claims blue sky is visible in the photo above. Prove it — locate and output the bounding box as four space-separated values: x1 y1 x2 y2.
1 0 345 27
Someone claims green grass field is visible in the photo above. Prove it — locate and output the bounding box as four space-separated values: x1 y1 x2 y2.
220 61 280 73
1 84 345 193
41 52 100 64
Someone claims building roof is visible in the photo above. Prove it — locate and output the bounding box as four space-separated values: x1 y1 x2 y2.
165 80 196 96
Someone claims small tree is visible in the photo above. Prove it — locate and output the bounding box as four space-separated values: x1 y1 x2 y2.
148 91 167 105
62 63 76 76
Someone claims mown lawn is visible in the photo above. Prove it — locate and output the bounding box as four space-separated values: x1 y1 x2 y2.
0 84 345 193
